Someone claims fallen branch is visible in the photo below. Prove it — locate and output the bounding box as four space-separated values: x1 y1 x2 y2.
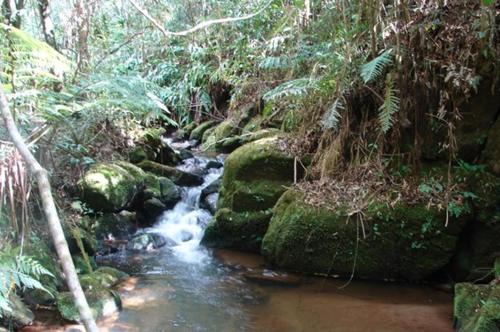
129 0 271 38
0 86 100 332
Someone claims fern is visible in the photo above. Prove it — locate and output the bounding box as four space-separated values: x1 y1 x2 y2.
361 49 393 84
321 98 344 131
0 247 54 318
259 56 292 70
263 78 317 101
378 73 400 133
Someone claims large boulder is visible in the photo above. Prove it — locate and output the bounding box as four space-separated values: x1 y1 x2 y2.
138 160 203 186
202 136 298 251
202 208 273 252
218 136 297 212
57 288 121 322
454 283 500 332
79 162 146 212
262 190 468 280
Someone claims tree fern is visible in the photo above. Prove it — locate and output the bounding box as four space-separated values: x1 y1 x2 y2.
361 49 393 84
378 73 400 133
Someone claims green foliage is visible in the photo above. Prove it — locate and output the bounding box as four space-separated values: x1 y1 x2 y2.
361 49 393 84
378 73 400 133
0 247 54 317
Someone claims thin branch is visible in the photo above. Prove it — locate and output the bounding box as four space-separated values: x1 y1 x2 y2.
129 0 271 38
0 86 100 332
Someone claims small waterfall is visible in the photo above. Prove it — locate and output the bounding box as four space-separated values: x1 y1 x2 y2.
149 154 223 264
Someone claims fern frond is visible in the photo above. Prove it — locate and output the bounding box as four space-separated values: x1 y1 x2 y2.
321 98 344 131
263 78 317 101
361 49 393 84
259 56 292 70
378 73 400 133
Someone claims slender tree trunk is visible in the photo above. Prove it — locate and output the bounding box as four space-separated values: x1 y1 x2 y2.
74 0 90 73
2 0 13 25
0 87 100 332
38 0 58 50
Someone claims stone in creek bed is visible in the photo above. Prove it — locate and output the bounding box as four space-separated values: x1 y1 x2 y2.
126 233 173 251
180 230 194 242
243 270 302 286
206 160 224 169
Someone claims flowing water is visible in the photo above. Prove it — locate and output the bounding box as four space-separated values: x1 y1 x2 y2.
24 151 454 332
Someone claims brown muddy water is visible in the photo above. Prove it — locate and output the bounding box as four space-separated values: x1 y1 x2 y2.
24 249 453 332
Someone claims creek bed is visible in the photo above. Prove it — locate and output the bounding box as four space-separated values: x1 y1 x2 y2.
23 149 454 332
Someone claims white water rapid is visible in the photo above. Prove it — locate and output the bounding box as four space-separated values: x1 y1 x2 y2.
149 155 223 264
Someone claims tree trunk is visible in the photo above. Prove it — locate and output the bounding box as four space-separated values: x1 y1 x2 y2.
74 0 90 73
0 87 99 332
2 0 12 25
38 0 58 50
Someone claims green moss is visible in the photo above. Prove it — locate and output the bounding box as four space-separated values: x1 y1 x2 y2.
79 267 128 291
495 257 500 279
454 283 500 332
138 160 202 186
189 120 216 141
262 189 467 280
242 116 264 134
57 288 120 322
202 119 240 151
79 162 145 212
129 147 147 163
281 109 302 132
202 208 273 252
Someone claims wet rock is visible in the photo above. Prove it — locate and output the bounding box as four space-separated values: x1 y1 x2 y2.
201 193 218 214
57 288 121 322
454 282 500 332
189 120 216 141
143 174 181 207
4 294 35 328
243 270 302 286
138 160 203 186
179 149 194 160
262 189 468 280
142 198 166 219
157 142 181 166
94 212 136 241
180 230 194 242
126 233 170 251
202 208 273 252
206 160 223 170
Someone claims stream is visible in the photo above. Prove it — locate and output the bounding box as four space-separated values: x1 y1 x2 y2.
26 149 454 332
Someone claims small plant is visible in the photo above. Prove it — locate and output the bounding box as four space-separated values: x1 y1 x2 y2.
0 246 54 318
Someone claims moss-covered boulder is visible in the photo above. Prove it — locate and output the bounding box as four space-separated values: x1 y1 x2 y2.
454 283 500 332
57 288 121 322
79 267 128 291
79 162 146 212
189 121 216 141
143 173 181 206
202 136 299 251
202 208 273 252
202 120 239 152
138 160 203 186
262 190 468 280
218 136 297 212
